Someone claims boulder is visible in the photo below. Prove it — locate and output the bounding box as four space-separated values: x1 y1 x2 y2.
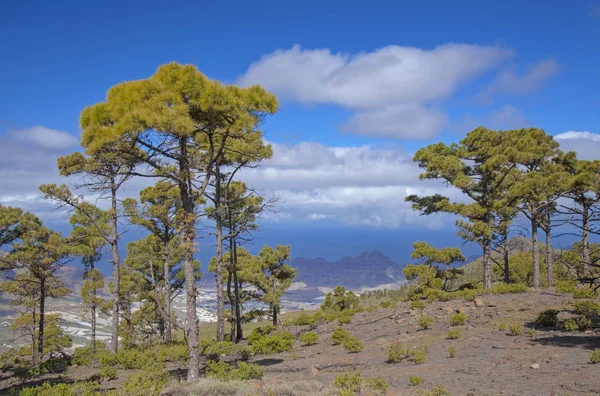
474 297 485 307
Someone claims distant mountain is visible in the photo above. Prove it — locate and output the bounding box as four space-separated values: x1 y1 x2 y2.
290 250 405 290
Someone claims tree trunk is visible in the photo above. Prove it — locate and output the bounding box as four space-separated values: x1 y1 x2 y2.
482 243 492 289
31 307 37 366
532 216 540 289
583 204 590 278
233 242 243 341
163 240 172 343
91 303 97 353
272 305 279 326
227 270 235 341
546 223 553 288
37 278 45 365
503 244 510 284
110 184 121 354
179 139 200 383
214 167 225 342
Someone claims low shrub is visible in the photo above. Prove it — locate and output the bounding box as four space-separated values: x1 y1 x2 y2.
450 312 467 326
99 365 117 381
289 311 323 326
408 346 427 364
420 384 451 396
263 380 325 395
204 341 234 362
448 346 456 358
123 364 170 396
561 318 579 332
342 336 363 353
508 322 523 336
71 342 108 366
156 342 189 364
365 376 389 392
337 310 354 325
535 309 559 327
556 280 577 294
497 323 507 331
250 331 295 355
379 300 397 309
590 349 600 364
332 371 363 393
300 331 320 346
573 300 600 317
387 342 407 363
247 325 276 344
410 300 426 310
331 328 350 345
418 316 434 330
409 376 423 386
573 287 597 299
447 329 461 340
206 360 264 381
19 382 102 396
527 329 537 337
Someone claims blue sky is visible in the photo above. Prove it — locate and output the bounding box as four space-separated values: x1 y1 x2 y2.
1 0 599 271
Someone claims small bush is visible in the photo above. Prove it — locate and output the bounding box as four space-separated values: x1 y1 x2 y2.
577 315 593 330
71 342 108 366
447 329 461 340
508 322 523 336
555 280 576 294
263 380 325 395
387 342 407 363
573 301 600 317
448 346 456 358
573 287 597 299
342 336 363 353
250 331 295 355
99 366 117 381
289 311 323 326
247 325 276 344
535 309 559 327
410 300 426 310
561 318 579 332
408 346 427 364
590 349 600 364
527 329 536 337
497 323 507 331
332 371 363 393
337 310 354 325
300 331 320 346
379 300 397 309
19 382 102 396
123 365 170 396
332 328 350 345
421 384 451 396
450 312 467 326
205 341 234 362
156 342 189 364
410 376 423 386
232 345 253 361
206 360 264 381
365 376 389 392
418 316 434 330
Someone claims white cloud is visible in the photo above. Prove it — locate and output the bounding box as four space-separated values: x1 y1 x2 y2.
454 105 529 132
239 44 513 139
481 60 560 100
8 126 79 150
555 131 600 160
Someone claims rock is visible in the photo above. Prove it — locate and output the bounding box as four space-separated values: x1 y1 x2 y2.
248 380 262 390
385 388 398 396
443 306 454 314
557 311 576 322
474 298 484 307
530 363 540 369
311 366 319 377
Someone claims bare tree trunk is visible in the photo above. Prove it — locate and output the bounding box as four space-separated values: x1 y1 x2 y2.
503 244 510 284
37 278 45 365
483 243 492 289
227 270 235 341
546 223 553 288
163 240 172 343
583 205 590 278
110 184 121 354
215 168 225 342
272 304 279 326
179 140 200 383
233 241 243 341
532 216 540 289
31 307 37 366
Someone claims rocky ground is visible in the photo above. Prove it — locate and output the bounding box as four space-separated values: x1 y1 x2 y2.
2 291 599 395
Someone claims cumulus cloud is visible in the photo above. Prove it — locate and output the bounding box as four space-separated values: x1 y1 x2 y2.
555 131 600 160
240 141 464 228
239 44 513 139
8 126 80 150
480 60 560 100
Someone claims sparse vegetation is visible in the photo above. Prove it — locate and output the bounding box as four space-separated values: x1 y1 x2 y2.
450 312 467 326
408 346 428 364
365 376 389 392
410 300 426 310
331 328 351 345
379 300 397 309
535 309 559 327
573 300 600 316
418 316 434 330
448 346 456 358
410 376 424 386
342 336 363 353
508 322 523 336
332 371 363 393
300 331 320 346
387 342 407 363
447 329 461 339
590 349 600 364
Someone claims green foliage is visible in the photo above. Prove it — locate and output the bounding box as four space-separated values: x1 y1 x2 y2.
508 322 523 336
556 280 577 293
387 342 407 363
249 331 294 355
419 385 451 396
573 300 600 316
573 287 598 299
99 365 117 381
289 311 323 326
71 342 108 366
19 381 102 396
321 286 361 313
410 300 426 310
561 319 579 332
408 346 427 364
331 328 350 345
527 329 537 337
535 310 559 327
337 310 355 325
365 376 389 392
332 372 363 393
450 312 467 326
590 349 600 364
410 376 424 386
447 329 461 339
448 345 456 358
497 323 507 331
123 364 170 396
411 241 465 291
342 336 363 353
247 325 276 344
156 342 189 364
300 331 320 346
418 316 434 330
379 300 397 309
206 360 264 381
